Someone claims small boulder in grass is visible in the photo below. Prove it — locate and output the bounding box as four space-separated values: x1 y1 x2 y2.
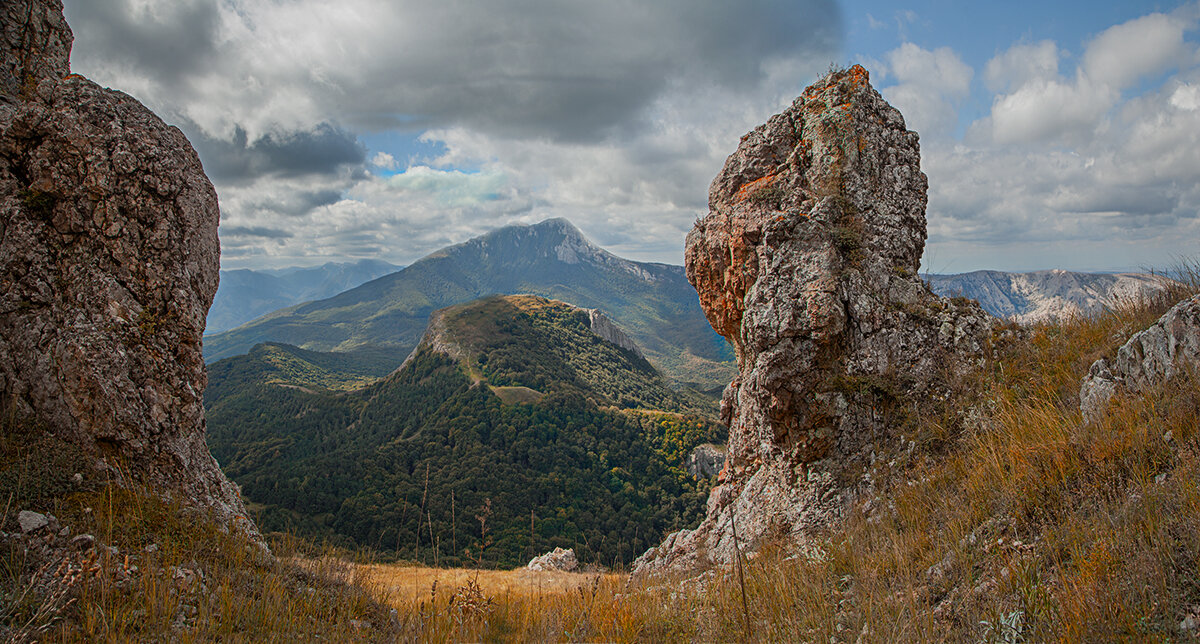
527 547 578 572
17 510 48 533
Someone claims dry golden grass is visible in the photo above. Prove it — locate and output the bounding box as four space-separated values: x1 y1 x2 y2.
352 560 622 602
5 272 1199 642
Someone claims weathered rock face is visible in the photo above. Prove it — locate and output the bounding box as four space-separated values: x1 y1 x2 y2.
1081 295 1200 421
685 443 725 479
588 309 644 358
634 66 992 576
1 0 71 103
0 0 256 536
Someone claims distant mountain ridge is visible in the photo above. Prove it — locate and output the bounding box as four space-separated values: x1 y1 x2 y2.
202 218 735 388
927 270 1171 324
207 259 400 334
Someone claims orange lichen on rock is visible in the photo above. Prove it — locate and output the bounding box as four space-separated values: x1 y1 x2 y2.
734 174 778 202
847 64 869 88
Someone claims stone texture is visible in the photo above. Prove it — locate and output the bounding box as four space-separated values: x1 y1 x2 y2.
685 443 725 478
0 0 257 538
17 510 48 533
1 0 71 103
1081 295 1200 421
527 547 579 572
633 66 992 577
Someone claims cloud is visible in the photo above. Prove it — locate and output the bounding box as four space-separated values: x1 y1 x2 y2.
65 0 841 144
63 0 221 90
878 43 973 138
923 57 1200 271
62 0 843 269
371 152 399 171
1082 13 1190 89
186 122 367 185
986 77 1116 145
982 11 1197 147
983 40 1058 93
220 225 295 239
386 167 511 208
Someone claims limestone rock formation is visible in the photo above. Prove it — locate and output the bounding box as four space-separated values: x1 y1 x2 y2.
1 0 71 104
527 547 579 572
587 309 644 358
634 66 993 576
1080 295 1200 421
684 443 725 479
0 0 256 536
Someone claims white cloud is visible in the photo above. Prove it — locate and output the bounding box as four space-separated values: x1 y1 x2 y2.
982 11 1197 147
1082 13 1190 90
1171 83 1200 110
878 43 973 139
370 152 399 170
987 76 1116 145
984 40 1058 93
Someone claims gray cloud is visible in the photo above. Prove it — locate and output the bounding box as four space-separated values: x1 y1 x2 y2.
220 225 295 239
63 0 220 90
186 122 367 184
65 0 841 143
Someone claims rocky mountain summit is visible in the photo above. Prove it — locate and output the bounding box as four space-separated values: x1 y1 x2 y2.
203 218 734 389
635 66 994 575
928 269 1171 324
0 0 254 535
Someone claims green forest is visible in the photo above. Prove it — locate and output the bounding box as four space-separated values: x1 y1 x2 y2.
205 296 726 568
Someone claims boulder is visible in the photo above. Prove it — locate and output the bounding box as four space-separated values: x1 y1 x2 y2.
685 443 725 478
17 510 48 533
527 547 579 572
1080 294 1200 421
633 66 992 577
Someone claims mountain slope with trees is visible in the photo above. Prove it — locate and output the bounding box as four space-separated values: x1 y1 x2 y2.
205 295 724 567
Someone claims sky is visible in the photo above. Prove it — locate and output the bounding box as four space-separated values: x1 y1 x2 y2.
61 0 1200 273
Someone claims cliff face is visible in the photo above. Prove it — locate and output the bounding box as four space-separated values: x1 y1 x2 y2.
0 0 255 534
634 66 993 576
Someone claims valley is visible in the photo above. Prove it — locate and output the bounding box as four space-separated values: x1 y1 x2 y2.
206 294 724 567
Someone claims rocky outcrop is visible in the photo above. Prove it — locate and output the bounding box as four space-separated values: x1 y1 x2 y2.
0 0 256 537
685 443 725 478
928 270 1173 325
633 66 992 576
1080 295 1200 420
527 547 579 572
588 309 644 358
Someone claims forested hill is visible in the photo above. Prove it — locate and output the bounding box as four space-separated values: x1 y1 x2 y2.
202 218 735 390
205 295 726 567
